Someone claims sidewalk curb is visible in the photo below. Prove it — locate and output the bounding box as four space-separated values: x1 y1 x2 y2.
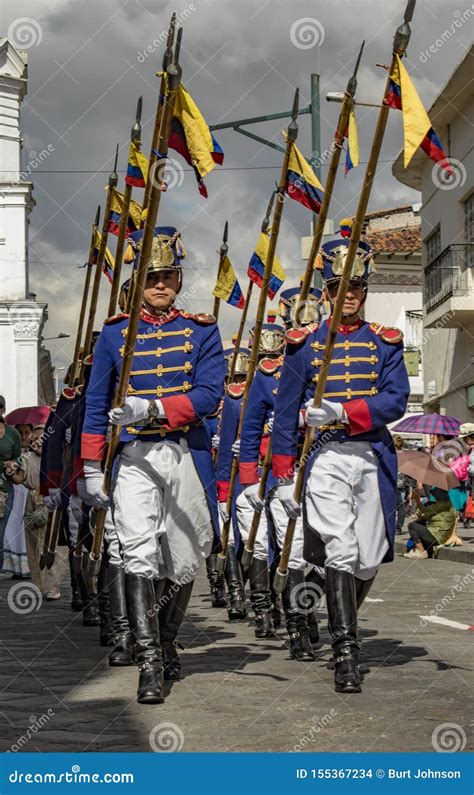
394 537 474 565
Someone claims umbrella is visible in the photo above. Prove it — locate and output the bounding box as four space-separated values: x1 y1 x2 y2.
5 405 51 427
391 413 461 436
397 450 460 491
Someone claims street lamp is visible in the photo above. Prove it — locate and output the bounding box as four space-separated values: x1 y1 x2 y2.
43 332 71 341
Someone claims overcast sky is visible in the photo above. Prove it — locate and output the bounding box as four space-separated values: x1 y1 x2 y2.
4 0 471 370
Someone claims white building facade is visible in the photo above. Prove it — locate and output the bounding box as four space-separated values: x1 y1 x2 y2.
393 47 474 422
0 39 48 411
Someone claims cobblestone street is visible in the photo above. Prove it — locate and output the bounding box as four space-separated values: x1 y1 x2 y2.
1 553 472 754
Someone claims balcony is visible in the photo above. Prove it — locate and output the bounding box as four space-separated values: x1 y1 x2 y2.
424 244 474 328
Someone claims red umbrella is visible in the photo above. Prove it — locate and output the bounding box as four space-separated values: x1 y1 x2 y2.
5 405 52 427
398 450 460 491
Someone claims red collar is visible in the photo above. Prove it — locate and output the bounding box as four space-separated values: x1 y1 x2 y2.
139 306 180 326
326 317 364 335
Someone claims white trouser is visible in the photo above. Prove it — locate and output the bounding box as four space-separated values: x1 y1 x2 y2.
234 490 269 560
305 441 388 580
105 510 123 568
269 486 306 571
67 495 82 547
113 438 213 583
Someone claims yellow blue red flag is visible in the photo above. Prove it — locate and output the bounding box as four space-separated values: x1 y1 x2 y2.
125 140 149 187
283 133 324 214
92 229 116 283
108 188 143 237
213 256 245 309
248 230 286 300
385 54 451 173
345 108 359 175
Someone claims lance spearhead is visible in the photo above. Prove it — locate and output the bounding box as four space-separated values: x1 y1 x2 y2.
220 220 229 257
346 40 365 97
131 95 142 142
287 87 299 143
94 205 100 227
261 190 275 234
163 12 177 71
394 0 416 54
167 26 182 88
109 144 119 188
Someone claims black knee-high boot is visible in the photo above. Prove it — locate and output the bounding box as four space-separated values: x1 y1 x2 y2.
68 551 83 611
326 567 361 694
75 552 100 627
225 546 247 620
125 573 164 704
157 579 194 681
355 575 376 608
282 569 316 661
248 558 274 638
205 553 227 607
305 567 326 645
97 558 113 646
108 564 134 666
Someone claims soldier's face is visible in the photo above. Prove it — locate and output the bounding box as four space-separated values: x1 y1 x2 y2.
143 270 180 311
327 281 365 318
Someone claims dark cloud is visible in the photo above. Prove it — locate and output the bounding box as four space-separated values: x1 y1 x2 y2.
4 0 468 365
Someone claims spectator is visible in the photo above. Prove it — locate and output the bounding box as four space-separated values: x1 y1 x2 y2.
404 487 456 560
21 426 49 591
394 435 410 534
0 413 24 571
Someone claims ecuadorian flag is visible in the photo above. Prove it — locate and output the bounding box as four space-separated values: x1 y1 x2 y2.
166 81 224 198
283 133 324 214
92 230 116 283
345 108 359 175
213 256 245 309
108 189 143 238
385 55 451 173
125 141 149 188
248 230 286 300
339 218 353 238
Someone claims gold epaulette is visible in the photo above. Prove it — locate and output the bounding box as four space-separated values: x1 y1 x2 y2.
369 322 404 344
285 322 319 345
258 356 283 375
226 382 246 399
104 313 130 325
179 310 217 325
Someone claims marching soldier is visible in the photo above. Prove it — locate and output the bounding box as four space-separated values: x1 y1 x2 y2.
239 293 321 656
81 227 225 704
272 237 409 693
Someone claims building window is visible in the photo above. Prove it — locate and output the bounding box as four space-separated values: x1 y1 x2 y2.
425 226 441 263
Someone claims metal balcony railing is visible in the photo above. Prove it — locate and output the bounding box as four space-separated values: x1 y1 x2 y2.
424 244 473 313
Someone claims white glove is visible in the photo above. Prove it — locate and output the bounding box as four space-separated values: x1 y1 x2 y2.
231 439 241 457
65 427 72 445
242 482 264 511
305 397 345 427
218 502 229 522
212 434 220 450
277 481 301 519
44 487 61 512
109 397 164 426
298 409 306 429
82 461 110 509
76 477 91 507
267 412 274 434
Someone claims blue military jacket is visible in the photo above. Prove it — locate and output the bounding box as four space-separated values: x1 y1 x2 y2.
272 318 410 561
239 356 282 489
81 306 225 530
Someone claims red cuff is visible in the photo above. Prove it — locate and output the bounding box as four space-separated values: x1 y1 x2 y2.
259 436 270 460
272 454 297 480
342 399 372 435
81 433 106 461
160 395 196 427
239 461 259 485
47 469 62 489
217 480 230 502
